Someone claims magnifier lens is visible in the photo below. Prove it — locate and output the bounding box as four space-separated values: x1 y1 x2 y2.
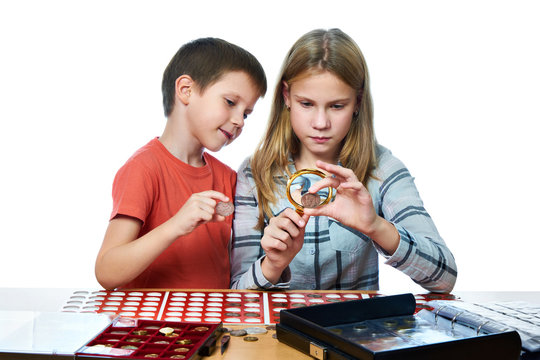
286 169 333 213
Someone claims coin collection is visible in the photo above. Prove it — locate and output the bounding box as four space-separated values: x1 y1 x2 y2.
77 319 220 359
62 290 456 325
325 312 474 353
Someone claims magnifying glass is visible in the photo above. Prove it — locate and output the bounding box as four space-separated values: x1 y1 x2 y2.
286 169 333 215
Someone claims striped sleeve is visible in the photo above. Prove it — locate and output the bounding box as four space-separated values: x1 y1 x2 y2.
230 157 291 289
374 147 458 293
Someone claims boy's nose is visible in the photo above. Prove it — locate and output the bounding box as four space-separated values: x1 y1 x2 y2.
231 113 245 129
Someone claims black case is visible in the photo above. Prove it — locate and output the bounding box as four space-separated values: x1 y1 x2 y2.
276 293 522 360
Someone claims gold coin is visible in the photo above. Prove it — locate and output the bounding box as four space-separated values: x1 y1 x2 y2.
154 340 169 344
176 339 192 345
174 347 190 353
132 330 148 336
159 327 174 336
120 345 138 349
144 355 159 358
170 356 186 359
193 326 209 332
243 336 259 342
126 338 142 342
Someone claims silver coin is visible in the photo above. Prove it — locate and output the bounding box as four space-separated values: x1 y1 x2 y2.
244 327 268 335
230 329 247 337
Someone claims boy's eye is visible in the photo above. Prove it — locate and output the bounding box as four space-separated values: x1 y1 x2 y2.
243 113 248 120
226 99 235 106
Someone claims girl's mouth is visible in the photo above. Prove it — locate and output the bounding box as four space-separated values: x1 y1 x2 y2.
311 136 330 144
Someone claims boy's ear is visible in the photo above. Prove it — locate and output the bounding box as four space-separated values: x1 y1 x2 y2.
282 81 291 108
176 75 194 105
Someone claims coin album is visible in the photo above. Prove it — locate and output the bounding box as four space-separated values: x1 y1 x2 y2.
276 293 523 360
76 317 221 360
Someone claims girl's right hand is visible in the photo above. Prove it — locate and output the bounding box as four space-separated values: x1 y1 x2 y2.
260 208 309 284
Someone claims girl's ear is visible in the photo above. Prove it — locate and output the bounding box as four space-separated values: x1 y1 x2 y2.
176 75 194 105
282 80 291 109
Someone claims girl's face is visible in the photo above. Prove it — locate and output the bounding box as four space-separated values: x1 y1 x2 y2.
283 70 357 164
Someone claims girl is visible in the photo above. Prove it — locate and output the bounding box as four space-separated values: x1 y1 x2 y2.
231 28 457 293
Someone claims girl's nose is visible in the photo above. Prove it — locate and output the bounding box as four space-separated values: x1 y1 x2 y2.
311 108 330 129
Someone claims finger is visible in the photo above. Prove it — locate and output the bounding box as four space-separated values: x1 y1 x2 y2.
281 208 307 228
197 190 230 203
315 160 357 181
307 176 340 194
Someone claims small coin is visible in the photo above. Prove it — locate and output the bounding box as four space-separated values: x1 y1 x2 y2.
170 356 186 359
121 345 139 349
159 327 174 336
266 325 276 331
144 355 159 358
243 336 259 342
193 326 209 332
230 329 247 337
174 347 190 353
132 330 148 336
301 193 320 208
244 327 268 335
176 339 192 345
216 201 234 216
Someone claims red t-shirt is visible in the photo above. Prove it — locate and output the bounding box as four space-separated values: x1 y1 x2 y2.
110 138 236 289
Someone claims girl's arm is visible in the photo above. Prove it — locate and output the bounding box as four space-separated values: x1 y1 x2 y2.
304 156 457 293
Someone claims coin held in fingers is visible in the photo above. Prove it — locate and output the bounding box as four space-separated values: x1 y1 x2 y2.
301 193 320 208
216 201 234 216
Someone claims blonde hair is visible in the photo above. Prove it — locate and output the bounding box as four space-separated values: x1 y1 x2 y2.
251 28 377 229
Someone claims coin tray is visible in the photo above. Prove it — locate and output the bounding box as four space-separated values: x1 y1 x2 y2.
63 290 167 319
62 290 458 325
76 318 221 360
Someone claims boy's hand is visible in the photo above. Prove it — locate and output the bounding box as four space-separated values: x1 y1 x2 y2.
260 208 309 284
172 190 230 236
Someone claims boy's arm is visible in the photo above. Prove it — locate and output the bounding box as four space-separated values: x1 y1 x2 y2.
95 190 230 290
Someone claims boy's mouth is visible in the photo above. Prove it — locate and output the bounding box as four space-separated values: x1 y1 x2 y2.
220 128 233 140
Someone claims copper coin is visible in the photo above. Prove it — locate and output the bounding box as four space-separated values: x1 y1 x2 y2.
144 355 159 358
301 193 320 208
193 326 209 332
216 202 234 216
170 356 186 359
174 347 190 353
243 336 259 342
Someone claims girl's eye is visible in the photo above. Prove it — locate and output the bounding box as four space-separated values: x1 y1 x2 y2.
331 104 345 109
300 101 312 107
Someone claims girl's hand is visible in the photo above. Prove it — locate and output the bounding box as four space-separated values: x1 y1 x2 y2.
171 190 230 237
302 160 380 236
260 208 309 283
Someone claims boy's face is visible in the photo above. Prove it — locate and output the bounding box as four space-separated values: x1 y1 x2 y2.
185 71 260 152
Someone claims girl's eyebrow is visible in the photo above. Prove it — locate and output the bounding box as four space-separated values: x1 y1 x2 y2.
293 94 353 103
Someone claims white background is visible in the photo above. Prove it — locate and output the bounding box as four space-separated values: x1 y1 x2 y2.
1 0 539 293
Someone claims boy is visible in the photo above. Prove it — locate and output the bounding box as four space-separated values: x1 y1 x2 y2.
95 38 267 290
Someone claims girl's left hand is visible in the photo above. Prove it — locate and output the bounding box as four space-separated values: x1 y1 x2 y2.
302 160 379 235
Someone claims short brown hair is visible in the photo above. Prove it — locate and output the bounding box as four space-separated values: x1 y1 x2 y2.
161 37 267 117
